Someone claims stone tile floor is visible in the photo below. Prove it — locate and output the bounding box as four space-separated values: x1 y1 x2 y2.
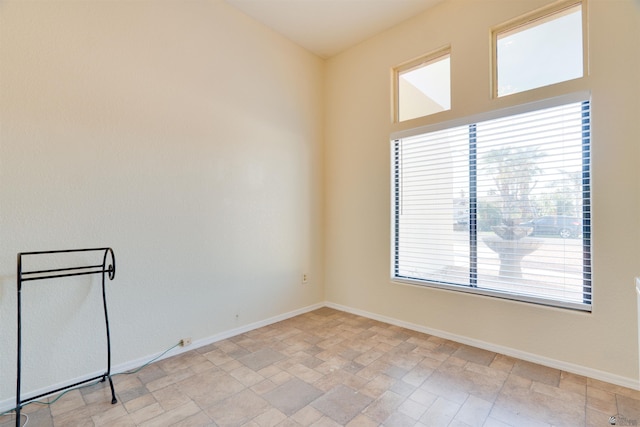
1 307 639 426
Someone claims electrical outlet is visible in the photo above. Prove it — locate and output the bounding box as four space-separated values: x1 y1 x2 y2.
180 337 192 347
302 273 309 284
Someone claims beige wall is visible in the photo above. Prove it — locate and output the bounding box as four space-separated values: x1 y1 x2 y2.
325 0 640 386
0 0 324 403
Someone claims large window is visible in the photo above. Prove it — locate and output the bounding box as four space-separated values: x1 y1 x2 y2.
392 96 591 310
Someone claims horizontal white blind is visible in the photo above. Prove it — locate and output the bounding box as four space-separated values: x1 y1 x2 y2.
393 100 591 309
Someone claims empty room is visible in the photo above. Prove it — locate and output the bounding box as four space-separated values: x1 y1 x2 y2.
1 0 639 426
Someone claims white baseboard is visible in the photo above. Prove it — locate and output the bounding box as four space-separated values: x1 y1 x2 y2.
0 302 324 413
183 302 326 356
325 301 640 391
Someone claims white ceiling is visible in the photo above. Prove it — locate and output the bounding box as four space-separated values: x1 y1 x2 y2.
224 0 444 59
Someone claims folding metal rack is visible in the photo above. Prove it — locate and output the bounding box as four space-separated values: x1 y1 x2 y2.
15 248 117 427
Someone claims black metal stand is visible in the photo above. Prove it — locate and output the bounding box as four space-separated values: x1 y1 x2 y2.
15 248 117 427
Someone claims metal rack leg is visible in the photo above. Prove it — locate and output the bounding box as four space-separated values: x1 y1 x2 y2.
107 375 117 404
101 250 117 405
16 256 22 427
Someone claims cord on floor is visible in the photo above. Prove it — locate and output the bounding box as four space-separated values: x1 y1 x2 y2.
0 412 28 427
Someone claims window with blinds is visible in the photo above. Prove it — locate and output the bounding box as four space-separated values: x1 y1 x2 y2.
392 98 591 310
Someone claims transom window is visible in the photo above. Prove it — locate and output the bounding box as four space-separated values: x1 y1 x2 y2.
395 49 451 122
493 1 585 97
392 96 591 310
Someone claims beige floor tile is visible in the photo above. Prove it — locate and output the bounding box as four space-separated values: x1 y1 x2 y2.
229 365 266 387
454 395 493 427
619 386 640 400
202 349 235 366
48 389 85 417
561 370 588 385
586 385 618 413
115 383 149 405
489 354 516 373
488 404 552 427
252 379 280 395
482 417 513 427
82 380 121 405
205 389 269 426
464 360 509 382
156 351 208 374
344 414 379 427
511 360 561 387
175 368 223 398
189 359 217 374
239 348 287 371
531 380 585 405
408 386 439 408
616 394 640 420
311 385 374 424
186 372 246 409
91 403 128 426
381 412 416 427
452 345 497 366
495 373 585 426
252 407 288 427
313 371 349 392
398 363 431 387
419 396 461 427
83 399 124 418
123 393 156 414
30 308 639 427
263 378 323 416
286 363 325 383
103 414 139 427
51 405 95 427
129 364 166 387
291 405 324 425
559 375 587 395
129 402 165 425
257 364 284 379
145 368 194 393
419 371 471 405
170 410 215 427
218 359 244 372
358 374 395 399
309 416 342 427
269 370 294 385
391 373 425 395
152 383 192 411
397 396 429 420
361 390 404 424
353 350 384 367
586 407 615 427
140 401 200 426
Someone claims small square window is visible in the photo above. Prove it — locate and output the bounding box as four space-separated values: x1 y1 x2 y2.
395 50 450 122
494 2 584 97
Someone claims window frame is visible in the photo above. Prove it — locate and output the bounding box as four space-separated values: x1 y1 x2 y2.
390 91 592 312
393 46 451 123
490 0 588 99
